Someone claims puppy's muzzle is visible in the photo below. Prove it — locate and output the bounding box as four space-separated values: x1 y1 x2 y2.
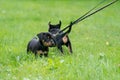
50 39 56 46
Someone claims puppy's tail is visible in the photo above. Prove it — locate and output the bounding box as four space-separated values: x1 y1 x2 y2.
27 42 30 53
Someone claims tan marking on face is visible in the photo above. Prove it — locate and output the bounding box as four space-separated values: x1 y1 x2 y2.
43 42 52 46
62 36 68 43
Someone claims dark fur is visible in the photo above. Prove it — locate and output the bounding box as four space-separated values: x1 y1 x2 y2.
27 32 55 57
48 21 73 53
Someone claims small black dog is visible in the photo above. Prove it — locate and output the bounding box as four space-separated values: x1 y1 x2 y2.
27 32 55 57
48 21 73 53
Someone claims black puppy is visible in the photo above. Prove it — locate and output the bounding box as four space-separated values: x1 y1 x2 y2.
27 32 55 57
48 21 73 53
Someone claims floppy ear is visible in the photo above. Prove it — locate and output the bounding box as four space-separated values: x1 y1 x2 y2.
37 33 43 41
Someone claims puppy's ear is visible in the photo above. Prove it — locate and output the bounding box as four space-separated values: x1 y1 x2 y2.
37 33 43 41
58 20 62 28
48 21 51 27
48 21 52 31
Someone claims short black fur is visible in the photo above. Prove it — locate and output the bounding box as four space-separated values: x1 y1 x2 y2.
48 21 73 53
27 32 55 57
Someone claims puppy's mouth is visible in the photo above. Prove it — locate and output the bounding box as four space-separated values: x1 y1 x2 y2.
42 40 56 47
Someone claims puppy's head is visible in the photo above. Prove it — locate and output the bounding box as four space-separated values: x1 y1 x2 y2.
48 21 61 35
37 32 55 47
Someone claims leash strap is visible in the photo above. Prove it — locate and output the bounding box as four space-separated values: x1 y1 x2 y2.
59 0 119 33
76 0 118 23
72 0 106 25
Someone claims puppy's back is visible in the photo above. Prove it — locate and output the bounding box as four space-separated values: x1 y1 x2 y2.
27 37 40 53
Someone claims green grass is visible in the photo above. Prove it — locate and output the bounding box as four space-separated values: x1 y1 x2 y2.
0 0 120 80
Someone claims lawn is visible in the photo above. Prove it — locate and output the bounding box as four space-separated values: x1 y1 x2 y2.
0 0 120 80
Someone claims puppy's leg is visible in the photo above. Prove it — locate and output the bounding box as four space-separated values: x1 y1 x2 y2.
57 44 63 53
27 42 30 53
43 47 49 57
34 51 39 58
37 50 43 57
65 41 73 53
37 50 48 57
44 52 48 57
